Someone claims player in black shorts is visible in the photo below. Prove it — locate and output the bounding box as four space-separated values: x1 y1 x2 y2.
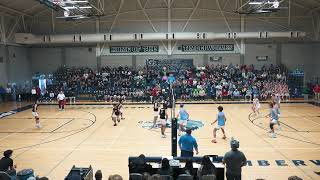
112 103 121 126
151 99 160 128
162 100 169 120
159 105 167 138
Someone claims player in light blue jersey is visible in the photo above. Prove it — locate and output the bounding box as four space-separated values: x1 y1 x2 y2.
176 104 189 136
211 106 227 143
267 102 279 138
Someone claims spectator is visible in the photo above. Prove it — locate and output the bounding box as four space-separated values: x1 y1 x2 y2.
178 129 199 157
95 170 102 180
0 150 16 179
182 160 196 178
288 176 303 180
158 158 173 177
149 174 160 180
108 174 123 180
313 84 320 101
197 155 217 179
36 177 49 180
129 154 152 175
223 138 247 180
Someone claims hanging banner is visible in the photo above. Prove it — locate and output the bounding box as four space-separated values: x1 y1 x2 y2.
110 45 159 53
180 44 234 52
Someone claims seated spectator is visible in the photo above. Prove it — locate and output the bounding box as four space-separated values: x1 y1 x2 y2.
129 154 152 175
36 177 49 180
108 174 123 180
95 170 102 180
197 155 217 179
288 176 303 180
149 174 160 180
158 158 173 176
233 89 240 100
182 160 196 179
0 150 16 179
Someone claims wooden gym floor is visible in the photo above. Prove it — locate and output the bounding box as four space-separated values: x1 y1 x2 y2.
0 103 319 180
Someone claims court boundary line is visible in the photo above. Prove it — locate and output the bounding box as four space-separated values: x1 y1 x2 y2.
230 107 317 180
10 110 96 152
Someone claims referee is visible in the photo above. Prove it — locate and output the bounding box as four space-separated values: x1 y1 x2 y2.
178 129 199 157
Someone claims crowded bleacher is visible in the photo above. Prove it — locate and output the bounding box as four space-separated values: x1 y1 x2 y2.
42 63 290 102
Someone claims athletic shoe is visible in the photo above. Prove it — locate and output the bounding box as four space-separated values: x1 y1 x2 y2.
278 126 282 131
37 124 42 128
117 119 120 123
211 139 217 143
161 134 166 138
178 132 181 136
222 136 227 140
271 133 277 138
114 124 117 126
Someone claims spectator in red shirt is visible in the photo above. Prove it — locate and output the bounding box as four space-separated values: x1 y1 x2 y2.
313 84 320 101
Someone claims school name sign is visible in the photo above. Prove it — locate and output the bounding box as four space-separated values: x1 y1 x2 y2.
180 44 234 52
110 45 159 53
245 159 320 167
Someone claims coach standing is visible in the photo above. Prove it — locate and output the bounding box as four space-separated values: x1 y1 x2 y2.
57 91 66 111
178 129 199 157
223 138 247 180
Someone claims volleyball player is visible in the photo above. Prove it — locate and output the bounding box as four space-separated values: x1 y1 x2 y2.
111 103 121 126
151 99 160 128
57 91 66 111
118 100 125 120
159 104 167 138
211 106 227 143
32 100 41 128
267 102 279 138
176 104 189 136
252 96 261 115
273 101 282 130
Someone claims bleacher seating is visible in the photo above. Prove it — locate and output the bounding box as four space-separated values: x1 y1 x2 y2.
45 64 290 102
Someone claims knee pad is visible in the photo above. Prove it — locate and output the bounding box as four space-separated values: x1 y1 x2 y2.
270 123 274 130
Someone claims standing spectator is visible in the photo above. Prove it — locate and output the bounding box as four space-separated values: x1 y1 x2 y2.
223 138 247 180
197 155 217 179
36 86 41 100
57 91 66 111
178 129 199 157
0 150 17 179
31 87 37 101
313 84 320 101
49 91 55 102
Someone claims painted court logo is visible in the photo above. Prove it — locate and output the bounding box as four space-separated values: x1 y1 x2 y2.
139 119 205 130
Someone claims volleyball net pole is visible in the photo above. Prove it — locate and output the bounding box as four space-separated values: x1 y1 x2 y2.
169 82 178 157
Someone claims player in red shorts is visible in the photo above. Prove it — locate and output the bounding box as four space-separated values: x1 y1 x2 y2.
57 91 66 111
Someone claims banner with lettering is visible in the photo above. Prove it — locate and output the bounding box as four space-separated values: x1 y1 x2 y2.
180 44 234 52
110 45 159 53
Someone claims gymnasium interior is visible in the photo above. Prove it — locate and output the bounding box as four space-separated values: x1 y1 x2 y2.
0 0 320 180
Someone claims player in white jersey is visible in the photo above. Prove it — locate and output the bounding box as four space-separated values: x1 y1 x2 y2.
252 96 261 115
118 100 125 120
32 100 41 128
